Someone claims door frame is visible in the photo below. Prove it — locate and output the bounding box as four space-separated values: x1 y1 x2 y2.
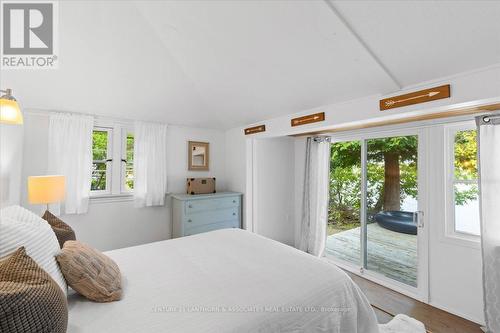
325 126 430 303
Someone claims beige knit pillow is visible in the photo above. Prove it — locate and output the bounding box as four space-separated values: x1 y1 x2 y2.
0 247 68 333
42 210 76 248
56 241 122 302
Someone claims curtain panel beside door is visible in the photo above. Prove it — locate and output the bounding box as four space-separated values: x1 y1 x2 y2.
477 115 500 333
298 137 330 257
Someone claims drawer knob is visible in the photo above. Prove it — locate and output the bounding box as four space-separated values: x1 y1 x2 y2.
232 200 236 203
232 212 236 216
188 204 192 208
187 219 192 223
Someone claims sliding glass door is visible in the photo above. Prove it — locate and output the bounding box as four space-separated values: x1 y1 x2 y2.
326 140 362 266
365 135 419 287
326 129 427 299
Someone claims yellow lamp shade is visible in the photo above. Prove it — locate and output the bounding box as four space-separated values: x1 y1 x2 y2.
28 175 66 204
0 98 23 125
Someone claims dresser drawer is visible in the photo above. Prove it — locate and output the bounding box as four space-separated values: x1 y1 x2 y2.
184 207 239 227
184 196 240 213
184 220 240 236
171 192 242 238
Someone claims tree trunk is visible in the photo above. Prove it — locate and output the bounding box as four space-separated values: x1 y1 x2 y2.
383 152 401 211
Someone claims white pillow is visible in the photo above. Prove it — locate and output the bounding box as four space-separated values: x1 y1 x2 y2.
1 205 45 225
0 206 67 295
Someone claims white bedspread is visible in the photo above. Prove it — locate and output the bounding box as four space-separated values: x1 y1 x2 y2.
68 229 378 333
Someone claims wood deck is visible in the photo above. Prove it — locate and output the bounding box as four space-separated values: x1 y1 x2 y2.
325 223 417 286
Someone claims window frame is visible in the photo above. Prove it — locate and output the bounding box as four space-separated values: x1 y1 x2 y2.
444 121 480 243
91 126 113 195
90 122 134 200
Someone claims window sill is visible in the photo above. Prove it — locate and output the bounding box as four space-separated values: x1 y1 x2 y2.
90 193 134 204
441 232 481 250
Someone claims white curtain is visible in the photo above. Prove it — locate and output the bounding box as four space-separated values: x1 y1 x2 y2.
48 113 93 214
133 121 168 207
298 137 330 257
477 115 500 333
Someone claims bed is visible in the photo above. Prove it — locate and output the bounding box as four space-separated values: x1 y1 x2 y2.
67 229 378 332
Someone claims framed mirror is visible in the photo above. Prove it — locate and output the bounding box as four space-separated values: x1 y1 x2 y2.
188 141 209 171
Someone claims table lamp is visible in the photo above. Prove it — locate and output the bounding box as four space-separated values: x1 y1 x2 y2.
28 175 66 213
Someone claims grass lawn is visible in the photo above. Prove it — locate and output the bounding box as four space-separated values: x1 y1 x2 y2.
327 222 360 235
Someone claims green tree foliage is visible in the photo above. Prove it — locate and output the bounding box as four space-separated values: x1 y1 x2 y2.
91 131 135 191
91 131 108 191
329 141 361 233
328 131 477 234
125 134 134 190
453 130 478 205
367 136 418 212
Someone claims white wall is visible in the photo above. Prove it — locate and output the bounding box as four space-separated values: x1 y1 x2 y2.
0 123 24 207
224 127 248 228
167 124 227 192
20 112 228 251
293 138 307 247
426 126 484 323
224 127 247 198
253 137 295 246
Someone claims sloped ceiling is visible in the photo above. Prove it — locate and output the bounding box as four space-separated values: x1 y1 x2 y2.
333 0 500 87
2 0 500 129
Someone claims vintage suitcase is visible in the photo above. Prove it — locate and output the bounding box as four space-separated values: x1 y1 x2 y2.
186 178 216 195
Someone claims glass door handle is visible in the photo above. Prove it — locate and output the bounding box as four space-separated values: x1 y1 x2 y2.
413 211 424 228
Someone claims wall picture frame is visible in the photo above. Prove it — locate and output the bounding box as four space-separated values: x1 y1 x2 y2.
188 141 209 171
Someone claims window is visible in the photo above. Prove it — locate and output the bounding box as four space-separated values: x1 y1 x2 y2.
446 123 480 239
91 128 112 193
91 124 134 197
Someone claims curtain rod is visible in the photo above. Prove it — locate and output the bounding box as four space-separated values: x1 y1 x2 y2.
478 113 500 125
313 136 332 142
292 102 500 137
481 114 500 122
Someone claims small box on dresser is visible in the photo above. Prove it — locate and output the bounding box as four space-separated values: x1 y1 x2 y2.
171 192 242 238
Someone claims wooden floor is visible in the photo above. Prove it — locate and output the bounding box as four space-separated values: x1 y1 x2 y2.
326 223 417 286
346 271 483 333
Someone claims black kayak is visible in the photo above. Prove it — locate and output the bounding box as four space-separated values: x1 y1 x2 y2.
374 211 417 235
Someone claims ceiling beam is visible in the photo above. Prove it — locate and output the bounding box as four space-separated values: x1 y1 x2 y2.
323 0 403 90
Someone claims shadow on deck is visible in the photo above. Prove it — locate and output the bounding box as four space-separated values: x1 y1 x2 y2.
325 223 417 287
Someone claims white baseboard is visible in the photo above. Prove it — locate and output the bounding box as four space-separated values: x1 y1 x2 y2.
428 300 484 326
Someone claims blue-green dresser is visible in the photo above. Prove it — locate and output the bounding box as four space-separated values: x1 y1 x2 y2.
172 192 242 238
